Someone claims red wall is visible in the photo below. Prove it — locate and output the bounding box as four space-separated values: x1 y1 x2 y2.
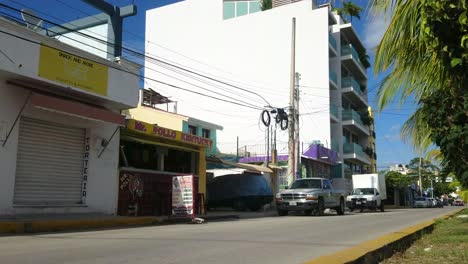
118 169 200 216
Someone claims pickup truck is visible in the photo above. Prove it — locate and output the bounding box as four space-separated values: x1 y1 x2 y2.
275 178 346 216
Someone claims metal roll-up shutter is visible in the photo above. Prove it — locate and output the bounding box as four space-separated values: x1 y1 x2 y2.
14 117 85 205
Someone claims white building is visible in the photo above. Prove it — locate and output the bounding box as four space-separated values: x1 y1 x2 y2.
388 164 411 175
0 17 139 216
145 0 372 185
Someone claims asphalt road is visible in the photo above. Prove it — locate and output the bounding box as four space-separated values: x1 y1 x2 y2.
0 207 462 264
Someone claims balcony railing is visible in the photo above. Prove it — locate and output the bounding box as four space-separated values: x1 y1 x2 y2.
331 139 340 152
343 143 367 157
341 44 366 70
329 33 337 50
330 104 339 119
342 109 365 127
342 77 362 93
329 70 338 85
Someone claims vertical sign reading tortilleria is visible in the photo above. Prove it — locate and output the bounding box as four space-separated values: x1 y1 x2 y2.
38 45 108 96
172 175 194 218
82 136 90 203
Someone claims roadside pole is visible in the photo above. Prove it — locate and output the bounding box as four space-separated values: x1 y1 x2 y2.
287 17 296 186
295 72 301 179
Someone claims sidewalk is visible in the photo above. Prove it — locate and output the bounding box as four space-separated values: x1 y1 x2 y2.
0 208 276 235
0 213 167 235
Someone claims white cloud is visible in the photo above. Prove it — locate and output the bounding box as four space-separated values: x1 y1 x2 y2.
384 134 400 142
390 123 401 132
364 13 390 53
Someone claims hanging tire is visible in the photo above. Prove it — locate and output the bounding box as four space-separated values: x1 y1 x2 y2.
261 110 271 127
336 198 345 215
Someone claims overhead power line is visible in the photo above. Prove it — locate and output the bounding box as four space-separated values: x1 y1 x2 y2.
1 2 273 108
0 28 263 111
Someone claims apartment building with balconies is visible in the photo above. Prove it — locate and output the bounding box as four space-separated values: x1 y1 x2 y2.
145 0 375 189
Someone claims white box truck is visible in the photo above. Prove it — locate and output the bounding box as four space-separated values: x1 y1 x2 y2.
346 173 387 212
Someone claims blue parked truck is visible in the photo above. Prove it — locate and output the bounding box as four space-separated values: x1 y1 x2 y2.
207 173 273 211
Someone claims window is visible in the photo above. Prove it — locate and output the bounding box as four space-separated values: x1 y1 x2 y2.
236 2 248 17
223 2 236 19
188 125 197 135
323 179 332 189
224 1 261 20
249 1 261 13
202 128 210 138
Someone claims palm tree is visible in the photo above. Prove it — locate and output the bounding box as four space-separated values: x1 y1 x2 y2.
400 109 432 195
335 1 363 23
260 0 272 11
371 0 468 187
342 1 363 22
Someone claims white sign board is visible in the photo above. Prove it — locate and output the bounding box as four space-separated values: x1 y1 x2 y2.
172 175 194 217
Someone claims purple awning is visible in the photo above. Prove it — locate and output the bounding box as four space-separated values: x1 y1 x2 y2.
238 145 338 165
302 144 338 164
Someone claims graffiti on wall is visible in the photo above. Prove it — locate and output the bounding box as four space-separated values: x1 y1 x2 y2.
120 173 144 215
120 173 144 199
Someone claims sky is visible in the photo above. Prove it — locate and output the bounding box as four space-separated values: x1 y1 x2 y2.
0 0 420 169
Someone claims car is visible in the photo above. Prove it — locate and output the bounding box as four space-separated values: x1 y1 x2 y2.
434 198 444 208
427 198 437 208
207 173 273 211
454 199 465 206
414 197 430 208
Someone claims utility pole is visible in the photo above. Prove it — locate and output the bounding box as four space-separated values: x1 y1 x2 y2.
287 17 296 186
236 136 239 162
295 72 301 179
272 126 278 194
266 125 270 166
418 152 423 196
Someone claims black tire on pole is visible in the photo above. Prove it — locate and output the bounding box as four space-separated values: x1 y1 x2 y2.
261 109 271 126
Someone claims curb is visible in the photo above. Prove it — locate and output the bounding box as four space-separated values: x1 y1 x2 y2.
0 216 165 235
0 211 276 235
304 208 464 264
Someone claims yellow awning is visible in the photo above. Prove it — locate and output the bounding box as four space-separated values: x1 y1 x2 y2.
121 135 200 153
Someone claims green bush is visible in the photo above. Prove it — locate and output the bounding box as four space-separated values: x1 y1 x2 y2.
459 190 468 202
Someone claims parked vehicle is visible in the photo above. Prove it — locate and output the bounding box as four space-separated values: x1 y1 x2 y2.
346 173 386 212
427 198 436 208
207 173 273 211
275 178 346 216
434 198 444 208
454 199 465 206
414 197 430 208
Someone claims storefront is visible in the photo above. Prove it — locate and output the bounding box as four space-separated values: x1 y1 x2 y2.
301 144 338 179
118 119 212 217
0 19 139 216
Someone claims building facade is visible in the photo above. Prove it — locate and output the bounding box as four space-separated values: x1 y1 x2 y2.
0 18 139 216
145 0 374 189
125 89 223 156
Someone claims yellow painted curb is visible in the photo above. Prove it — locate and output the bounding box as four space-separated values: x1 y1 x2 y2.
305 208 464 264
0 222 23 234
0 216 164 234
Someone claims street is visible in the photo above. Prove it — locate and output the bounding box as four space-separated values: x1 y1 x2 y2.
0 207 461 264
